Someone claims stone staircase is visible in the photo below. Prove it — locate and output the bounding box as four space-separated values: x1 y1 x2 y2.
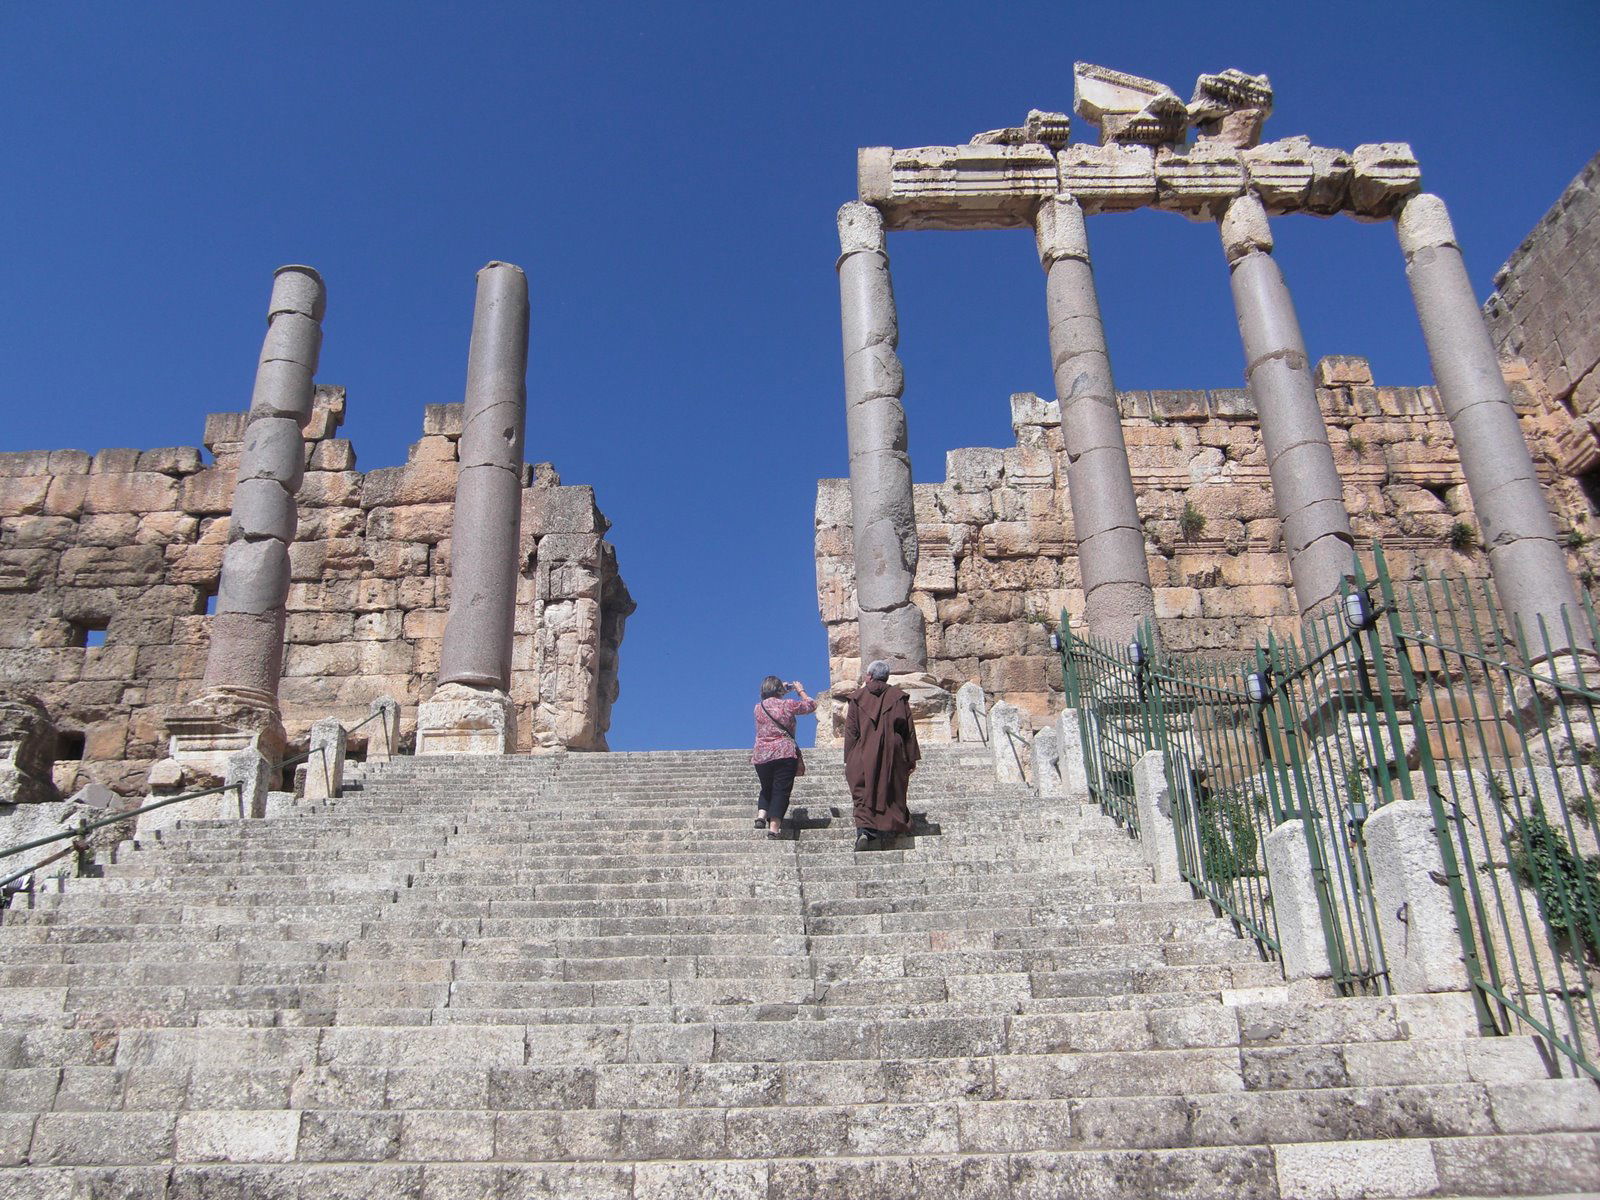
1 744 1597 1198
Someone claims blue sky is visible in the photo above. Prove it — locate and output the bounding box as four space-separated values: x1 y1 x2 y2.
4 3 1597 750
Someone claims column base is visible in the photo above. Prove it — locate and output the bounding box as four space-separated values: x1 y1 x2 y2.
416 683 516 756
157 687 286 789
890 672 954 745
142 690 284 837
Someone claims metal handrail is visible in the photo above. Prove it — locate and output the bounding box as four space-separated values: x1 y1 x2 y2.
0 703 401 907
0 719 363 875
0 781 242 863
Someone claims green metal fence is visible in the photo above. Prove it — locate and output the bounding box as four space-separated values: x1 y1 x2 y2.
1059 629 1150 838
1059 543 1600 1079
1369 546 1600 1081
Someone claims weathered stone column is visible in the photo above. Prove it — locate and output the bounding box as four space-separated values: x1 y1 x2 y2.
160 266 325 785
838 203 952 738
1397 194 1588 652
203 266 325 707
1221 195 1356 615
1035 196 1155 642
838 202 925 672
417 262 530 755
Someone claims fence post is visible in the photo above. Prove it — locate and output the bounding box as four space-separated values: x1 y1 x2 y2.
367 696 401 764
1031 727 1065 797
1132 750 1182 885
989 702 1027 784
1055 709 1089 798
1259 635 1352 984
1362 797 1471 993
304 718 347 802
1371 542 1500 1036
224 749 271 819
956 683 989 744
1263 821 1335 981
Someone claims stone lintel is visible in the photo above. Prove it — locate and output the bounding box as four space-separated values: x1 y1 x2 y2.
856 136 1417 225
863 144 1059 232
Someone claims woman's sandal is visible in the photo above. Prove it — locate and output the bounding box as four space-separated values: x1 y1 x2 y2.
754 813 767 830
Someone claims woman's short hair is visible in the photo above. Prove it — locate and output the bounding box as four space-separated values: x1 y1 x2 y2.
865 660 891 681
760 675 787 699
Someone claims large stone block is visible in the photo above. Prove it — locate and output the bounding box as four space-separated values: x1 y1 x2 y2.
863 143 1058 231
83 472 180 514
1263 820 1335 981
416 682 514 755
988 700 1027 782
1364 796 1470 993
0 691 59 806
1133 749 1183 884
180 468 237 516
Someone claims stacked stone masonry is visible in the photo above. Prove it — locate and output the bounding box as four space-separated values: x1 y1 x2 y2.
816 355 1600 734
0 387 633 797
1485 152 1600 479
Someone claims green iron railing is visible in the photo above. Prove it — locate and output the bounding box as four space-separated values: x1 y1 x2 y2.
1369 545 1600 1081
1059 543 1600 1078
1059 626 1148 838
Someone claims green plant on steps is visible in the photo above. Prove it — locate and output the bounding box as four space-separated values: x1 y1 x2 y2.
1180 501 1206 542
1448 521 1478 553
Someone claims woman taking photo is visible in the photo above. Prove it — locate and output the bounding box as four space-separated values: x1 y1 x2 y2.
751 676 815 839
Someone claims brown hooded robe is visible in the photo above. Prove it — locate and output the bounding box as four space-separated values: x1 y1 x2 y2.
842 679 920 833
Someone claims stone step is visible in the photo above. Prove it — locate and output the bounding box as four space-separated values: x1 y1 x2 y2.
6 1132 1597 1200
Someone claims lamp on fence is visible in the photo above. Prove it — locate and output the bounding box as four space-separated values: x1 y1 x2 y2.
1127 638 1145 667
1246 670 1269 705
1048 631 1061 653
1342 588 1377 632
1346 796 1370 844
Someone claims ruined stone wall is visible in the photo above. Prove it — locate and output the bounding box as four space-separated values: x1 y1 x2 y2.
1485 152 1600 486
816 355 1597 734
0 386 632 796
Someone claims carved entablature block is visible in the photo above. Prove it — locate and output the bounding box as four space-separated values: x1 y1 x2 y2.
858 144 1059 231
1188 69 1274 149
1349 143 1422 218
1154 142 1247 218
1073 63 1187 146
970 109 1071 150
1242 137 1353 215
1057 143 1156 213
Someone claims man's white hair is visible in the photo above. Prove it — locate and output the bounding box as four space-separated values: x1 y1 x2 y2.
865 659 891 681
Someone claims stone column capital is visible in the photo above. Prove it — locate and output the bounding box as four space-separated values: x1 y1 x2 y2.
1034 195 1090 267
1219 192 1274 264
837 201 888 262
1395 192 1458 257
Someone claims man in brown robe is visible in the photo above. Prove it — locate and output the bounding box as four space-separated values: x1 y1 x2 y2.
842 659 920 850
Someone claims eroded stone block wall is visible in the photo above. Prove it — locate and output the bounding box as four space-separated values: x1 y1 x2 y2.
816 356 1598 734
0 386 632 797
1485 152 1600 496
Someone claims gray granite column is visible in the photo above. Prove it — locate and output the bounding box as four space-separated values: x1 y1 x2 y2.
439 262 530 688
201 265 326 705
837 202 926 673
1036 196 1155 643
1220 195 1355 614
1397 194 1588 652
418 262 530 755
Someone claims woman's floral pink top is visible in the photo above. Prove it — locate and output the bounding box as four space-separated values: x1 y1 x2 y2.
751 697 816 765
